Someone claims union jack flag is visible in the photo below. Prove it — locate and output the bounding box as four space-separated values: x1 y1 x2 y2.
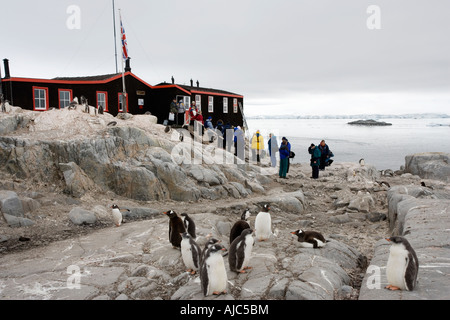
120 16 128 60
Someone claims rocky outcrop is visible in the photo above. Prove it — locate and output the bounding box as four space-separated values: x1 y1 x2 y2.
405 152 450 183
347 119 392 126
0 113 265 203
359 183 450 300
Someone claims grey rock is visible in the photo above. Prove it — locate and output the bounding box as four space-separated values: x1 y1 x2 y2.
21 197 41 213
115 293 129 300
405 152 450 182
348 191 375 213
59 162 97 198
329 213 351 224
241 276 273 299
0 190 24 217
267 277 289 299
216 221 232 236
130 282 158 299
126 207 161 219
2 213 35 228
367 212 387 222
69 207 97 225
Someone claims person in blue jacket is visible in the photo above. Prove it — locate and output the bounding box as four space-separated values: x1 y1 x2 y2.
279 137 291 179
309 143 321 179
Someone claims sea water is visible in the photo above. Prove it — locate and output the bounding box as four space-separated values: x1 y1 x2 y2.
246 118 450 170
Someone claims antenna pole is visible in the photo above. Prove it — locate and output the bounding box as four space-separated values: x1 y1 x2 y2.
112 0 118 73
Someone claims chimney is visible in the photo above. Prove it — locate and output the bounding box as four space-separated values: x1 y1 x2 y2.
190 79 193 87
3 59 10 79
196 80 199 88
124 57 131 73
171 76 175 84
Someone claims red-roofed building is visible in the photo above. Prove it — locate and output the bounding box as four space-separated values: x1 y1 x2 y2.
0 58 244 127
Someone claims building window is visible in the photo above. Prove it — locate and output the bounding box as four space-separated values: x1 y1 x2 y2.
195 95 201 108
233 98 238 113
97 91 108 111
208 96 214 113
58 89 72 109
223 97 228 113
118 92 128 112
33 87 49 111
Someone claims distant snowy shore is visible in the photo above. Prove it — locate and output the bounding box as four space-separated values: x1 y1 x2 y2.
247 113 450 120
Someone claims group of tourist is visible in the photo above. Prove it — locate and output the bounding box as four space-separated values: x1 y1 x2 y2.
254 132 334 180
167 98 334 179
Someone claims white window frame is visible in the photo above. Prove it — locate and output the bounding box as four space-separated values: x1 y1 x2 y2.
33 87 47 111
59 90 71 109
233 98 238 113
223 97 228 113
195 95 201 108
97 92 106 108
208 96 214 113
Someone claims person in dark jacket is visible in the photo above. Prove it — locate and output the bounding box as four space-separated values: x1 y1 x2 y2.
309 143 321 179
169 98 178 125
279 137 291 179
318 140 330 170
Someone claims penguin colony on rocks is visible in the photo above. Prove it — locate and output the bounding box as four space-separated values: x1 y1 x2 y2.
106 202 420 297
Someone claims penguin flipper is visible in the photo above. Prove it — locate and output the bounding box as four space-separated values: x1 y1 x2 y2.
235 242 246 271
405 253 419 291
200 263 209 296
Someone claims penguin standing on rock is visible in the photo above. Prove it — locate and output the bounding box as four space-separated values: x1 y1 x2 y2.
181 213 196 239
200 243 228 296
110 204 130 227
291 229 328 248
254 204 272 241
164 210 186 248
229 228 254 273
230 209 251 244
385 236 419 291
180 232 202 275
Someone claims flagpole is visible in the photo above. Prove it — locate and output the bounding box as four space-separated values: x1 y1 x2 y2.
119 9 127 114
112 0 118 74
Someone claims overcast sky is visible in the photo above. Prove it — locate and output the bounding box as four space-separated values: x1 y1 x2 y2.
1 0 449 116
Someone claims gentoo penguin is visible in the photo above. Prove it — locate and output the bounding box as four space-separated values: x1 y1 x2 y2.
180 213 196 239
200 237 221 266
229 209 251 244
200 243 228 296
180 232 202 275
228 228 254 273
291 229 328 248
254 204 272 241
68 97 78 110
385 236 419 291
377 181 391 188
359 158 365 166
110 204 130 227
163 210 186 248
